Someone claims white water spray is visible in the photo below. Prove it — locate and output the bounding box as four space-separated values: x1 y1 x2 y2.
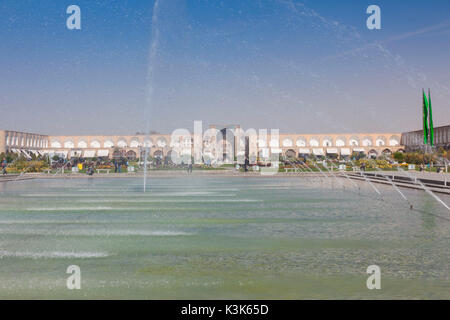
317 158 346 189
325 157 361 191
385 157 450 211
349 160 381 195
298 159 324 183
368 159 412 208
144 0 162 192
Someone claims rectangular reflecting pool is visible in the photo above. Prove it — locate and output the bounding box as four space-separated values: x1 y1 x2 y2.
0 176 449 299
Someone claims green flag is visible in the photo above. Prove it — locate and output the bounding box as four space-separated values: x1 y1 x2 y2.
428 89 434 147
422 89 429 145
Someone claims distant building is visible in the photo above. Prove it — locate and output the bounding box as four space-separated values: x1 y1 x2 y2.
0 130 48 158
1 127 404 162
401 125 450 151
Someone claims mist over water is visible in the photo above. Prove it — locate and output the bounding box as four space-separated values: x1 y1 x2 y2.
144 0 162 192
145 0 162 131
0 177 448 299
1 0 450 303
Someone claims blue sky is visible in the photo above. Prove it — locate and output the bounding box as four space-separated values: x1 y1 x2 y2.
1 0 449 135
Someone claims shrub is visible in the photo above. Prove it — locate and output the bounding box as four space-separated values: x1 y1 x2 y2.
10 160 49 173
393 152 404 162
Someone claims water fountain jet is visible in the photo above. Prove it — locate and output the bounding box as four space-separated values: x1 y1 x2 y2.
143 0 162 192
384 157 450 212
367 159 413 209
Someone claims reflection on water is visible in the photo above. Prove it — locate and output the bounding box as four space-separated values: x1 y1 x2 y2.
0 177 448 299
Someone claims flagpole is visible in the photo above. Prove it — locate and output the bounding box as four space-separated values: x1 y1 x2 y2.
423 89 428 145
429 144 432 173
428 88 432 173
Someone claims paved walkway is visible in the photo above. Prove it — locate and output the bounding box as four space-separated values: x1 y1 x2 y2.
372 170 449 182
345 171 450 195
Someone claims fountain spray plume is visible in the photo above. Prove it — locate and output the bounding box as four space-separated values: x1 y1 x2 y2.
319 156 347 189
3 157 28 180
384 156 450 211
143 0 162 192
285 159 306 173
367 159 413 209
297 160 314 174
326 158 357 188
13 160 35 180
2 155 40 181
311 160 332 179
15 155 69 181
307 159 334 188
285 158 319 185
52 160 72 177
349 159 380 196
324 156 360 191
298 159 323 183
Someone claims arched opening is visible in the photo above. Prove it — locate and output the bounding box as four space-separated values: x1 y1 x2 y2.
153 149 163 159
104 140 114 148
368 149 378 159
139 149 150 160
51 139 62 148
285 149 297 159
117 139 128 148
296 137 307 147
376 136 386 147
322 137 333 147
336 137 346 147
77 140 88 148
389 135 400 146
130 138 140 148
349 136 359 147
282 138 293 147
167 150 179 164
90 140 101 148
126 150 137 160
112 149 126 159
382 148 392 155
309 138 319 147
362 136 373 147
156 138 167 148
64 140 75 148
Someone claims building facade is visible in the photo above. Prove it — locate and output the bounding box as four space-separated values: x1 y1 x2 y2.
0 130 49 158
401 125 450 152
1 127 404 162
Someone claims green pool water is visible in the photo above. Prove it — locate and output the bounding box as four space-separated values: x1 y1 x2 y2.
0 176 448 299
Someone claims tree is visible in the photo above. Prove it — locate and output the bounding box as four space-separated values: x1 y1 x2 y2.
393 151 404 162
352 151 366 160
404 152 423 165
0 152 18 163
